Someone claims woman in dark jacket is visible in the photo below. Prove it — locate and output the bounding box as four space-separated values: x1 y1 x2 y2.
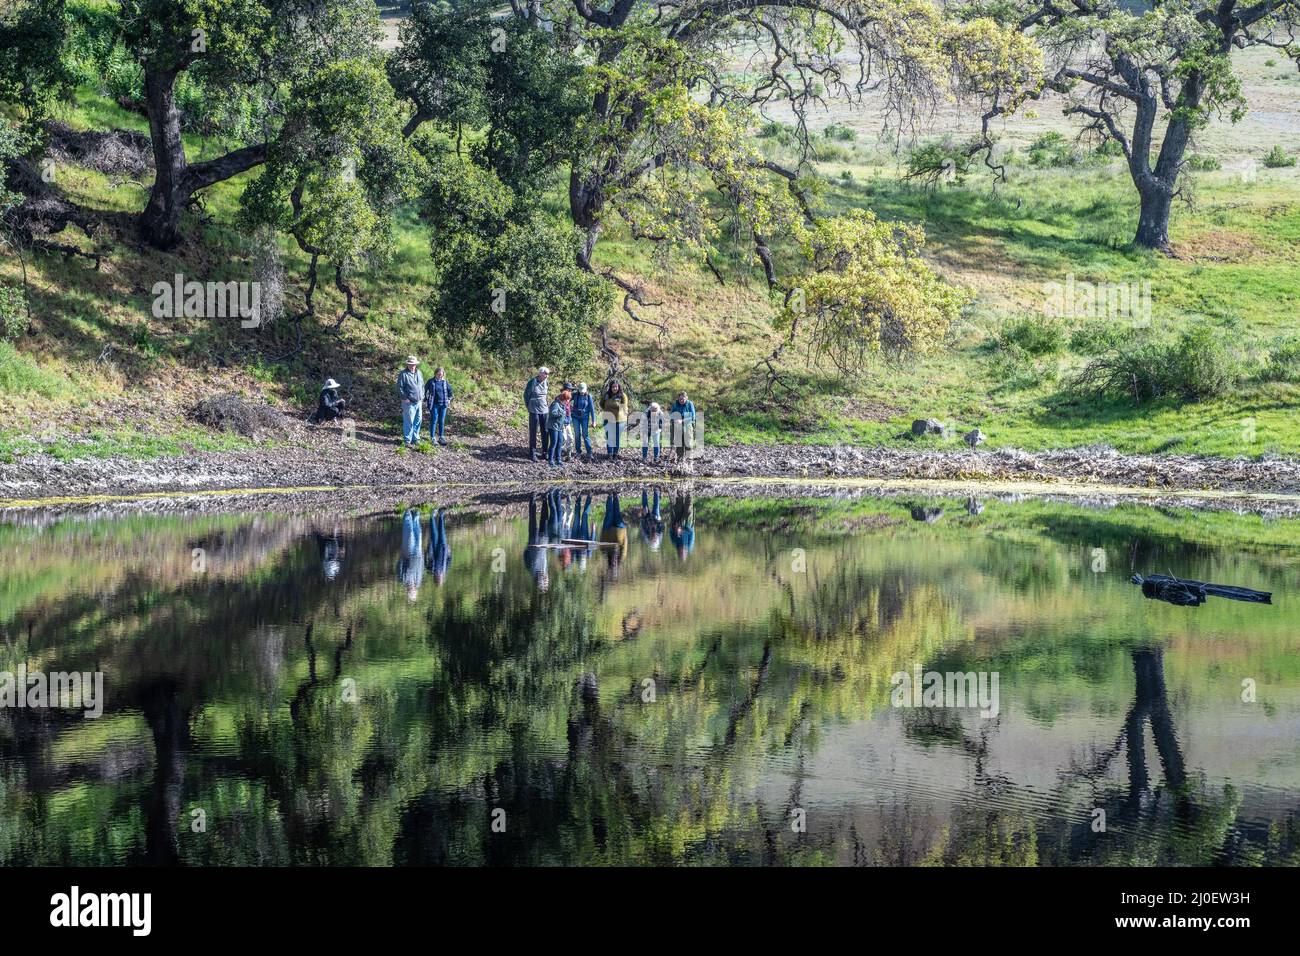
546 388 571 466
423 367 454 445
311 378 346 424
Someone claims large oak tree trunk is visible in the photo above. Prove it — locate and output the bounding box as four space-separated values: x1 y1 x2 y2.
139 67 188 249
1134 179 1173 252
137 65 269 249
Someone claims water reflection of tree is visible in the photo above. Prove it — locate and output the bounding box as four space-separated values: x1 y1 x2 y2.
4 505 1297 867
1034 645 1246 866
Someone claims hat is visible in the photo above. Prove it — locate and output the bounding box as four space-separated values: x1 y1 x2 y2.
578 382 588 393
406 355 420 366
323 378 340 390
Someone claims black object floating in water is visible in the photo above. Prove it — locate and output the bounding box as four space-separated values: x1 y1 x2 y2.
1131 573 1272 607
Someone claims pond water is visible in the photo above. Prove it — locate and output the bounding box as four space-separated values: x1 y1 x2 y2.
1 489 1298 866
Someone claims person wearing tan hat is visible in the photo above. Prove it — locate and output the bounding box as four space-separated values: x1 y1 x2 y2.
397 356 424 446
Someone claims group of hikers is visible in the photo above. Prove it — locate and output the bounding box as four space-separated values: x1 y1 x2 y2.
311 354 455 446
523 366 697 465
311 357 700 465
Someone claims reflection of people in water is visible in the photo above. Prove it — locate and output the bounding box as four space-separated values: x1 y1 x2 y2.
524 495 550 592
599 493 629 575
568 493 594 570
669 491 694 560
315 529 345 581
398 509 424 600
546 488 566 540
639 488 664 551
425 508 452 586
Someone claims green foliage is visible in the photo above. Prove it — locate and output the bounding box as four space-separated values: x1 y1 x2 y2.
906 139 976 184
1025 131 1104 169
1262 340 1300 384
1186 154 1221 171
423 187 611 374
1068 319 1137 356
758 120 796 146
996 315 1065 356
0 119 26 343
0 284 26 342
0 0 70 128
241 58 421 270
0 341 65 397
782 210 969 374
989 342 1058 391
1067 325 1242 404
390 2 582 195
1263 145 1296 169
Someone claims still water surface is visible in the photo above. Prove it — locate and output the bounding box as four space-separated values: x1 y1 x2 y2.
2 489 1298 865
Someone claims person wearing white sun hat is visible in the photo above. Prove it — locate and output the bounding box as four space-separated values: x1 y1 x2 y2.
311 377 346 424
396 356 424 446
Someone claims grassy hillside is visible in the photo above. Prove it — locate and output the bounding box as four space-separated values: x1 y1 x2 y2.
1 42 1298 463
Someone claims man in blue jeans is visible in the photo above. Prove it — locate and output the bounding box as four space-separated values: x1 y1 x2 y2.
571 382 596 459
424 366 453 445
396 356 424 446
523 366 550 461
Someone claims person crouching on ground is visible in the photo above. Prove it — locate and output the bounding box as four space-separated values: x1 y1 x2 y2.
397 356 424 447
641 401 665 461
546 387 572 466
311 378 346 424
424 366 453 445
572 383 596 460
601 380 629 458
524 366 550 461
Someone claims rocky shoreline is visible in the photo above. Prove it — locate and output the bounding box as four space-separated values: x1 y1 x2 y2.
2 418 1299 513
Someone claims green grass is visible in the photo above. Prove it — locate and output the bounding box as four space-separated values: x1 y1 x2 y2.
0 425 253 464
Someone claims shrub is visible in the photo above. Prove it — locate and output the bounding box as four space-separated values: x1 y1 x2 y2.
823 123 857 142
1027 131 1085 168
997 315 1065 356
813 141 853 163
1067 325 1241 403
1068 319 1137 356
0 283 26 342
990 343 1058 390
1263 340 1300 383
1186 154 1221 171
0 341 65 398
1095 139 1124 158
905 139 975 185
1263 145 1296 168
